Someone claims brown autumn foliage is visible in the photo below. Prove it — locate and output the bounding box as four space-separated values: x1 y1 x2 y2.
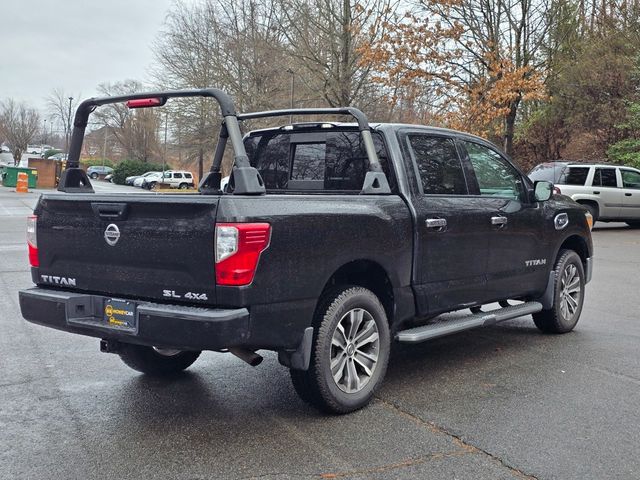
359 0 548 155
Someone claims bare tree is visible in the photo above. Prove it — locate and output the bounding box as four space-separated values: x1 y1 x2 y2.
47 88 80 153
275 0 399 108
0 99 40 164
153 0 294 177
93 80 162 163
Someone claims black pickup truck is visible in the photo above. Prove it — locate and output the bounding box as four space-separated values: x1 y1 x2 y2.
19 89 594 413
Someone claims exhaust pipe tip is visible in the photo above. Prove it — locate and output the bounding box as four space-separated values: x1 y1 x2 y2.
229 347 263 367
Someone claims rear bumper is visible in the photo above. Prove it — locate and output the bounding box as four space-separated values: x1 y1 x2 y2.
19 287 249 351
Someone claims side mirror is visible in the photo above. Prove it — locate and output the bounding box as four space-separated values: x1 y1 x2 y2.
534 180 553 202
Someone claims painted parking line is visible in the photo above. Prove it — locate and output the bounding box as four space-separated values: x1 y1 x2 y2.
0 244 26 252
0 207 32 217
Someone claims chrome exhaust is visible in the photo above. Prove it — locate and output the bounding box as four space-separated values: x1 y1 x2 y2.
229 347 263 367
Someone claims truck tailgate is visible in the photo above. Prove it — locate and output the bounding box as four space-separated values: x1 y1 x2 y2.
34 194 219 305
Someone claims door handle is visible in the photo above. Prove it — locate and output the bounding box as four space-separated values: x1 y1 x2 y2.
625 193 632 197
593 191 600 194
426 218 447 229
491 216 508 226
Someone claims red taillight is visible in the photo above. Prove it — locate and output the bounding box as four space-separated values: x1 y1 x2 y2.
126 97 164 108
215 223 271 286
27 215 39 267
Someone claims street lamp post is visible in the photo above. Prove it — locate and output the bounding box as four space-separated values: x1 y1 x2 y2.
65 97 73 154
42 119 47 153
287 69 295 124
163 111 168 174
102 127 108 168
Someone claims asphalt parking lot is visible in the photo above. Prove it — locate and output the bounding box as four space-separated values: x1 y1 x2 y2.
1 183 638 479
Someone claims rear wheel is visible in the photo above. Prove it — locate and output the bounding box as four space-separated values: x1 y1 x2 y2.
179 182 189 189
533 249 585 333
90 172 99 179
147 181 157 190
118 344 201 376
290 286 390 414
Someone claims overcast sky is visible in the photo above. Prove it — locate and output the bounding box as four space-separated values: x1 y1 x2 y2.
0 0 182 121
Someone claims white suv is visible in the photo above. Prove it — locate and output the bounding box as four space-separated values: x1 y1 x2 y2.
529 162 640 226
142 170 195 190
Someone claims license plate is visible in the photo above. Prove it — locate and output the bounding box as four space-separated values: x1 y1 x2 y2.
103 298 137 332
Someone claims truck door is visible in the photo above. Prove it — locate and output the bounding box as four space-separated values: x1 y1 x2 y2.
457 139 548 300
400 131 490 315
619 168 640 219
590 167 622 219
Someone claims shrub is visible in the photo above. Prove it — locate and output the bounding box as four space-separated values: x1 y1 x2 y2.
112 160 170 185
607 103 640 169
43 149 62 159
83 158 115 169
607 139 640 169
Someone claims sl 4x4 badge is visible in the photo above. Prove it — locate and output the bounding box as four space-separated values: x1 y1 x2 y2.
525 259 547 267
163 290 208 301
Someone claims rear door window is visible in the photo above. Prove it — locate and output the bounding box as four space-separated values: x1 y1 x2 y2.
559 167 589 185
406 134 468 195
174 172 183 179
593 168 617 187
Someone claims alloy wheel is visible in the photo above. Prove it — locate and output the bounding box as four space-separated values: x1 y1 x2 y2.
330 308 380 394
559 263 581 322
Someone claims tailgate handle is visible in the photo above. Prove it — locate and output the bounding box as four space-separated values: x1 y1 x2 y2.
92 203 129 220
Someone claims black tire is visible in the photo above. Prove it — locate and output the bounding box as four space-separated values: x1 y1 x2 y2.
90 172 99 179
148 181 157 190
290 286 390 414
533 249 585 334
179 182 189 190
118 343 201 376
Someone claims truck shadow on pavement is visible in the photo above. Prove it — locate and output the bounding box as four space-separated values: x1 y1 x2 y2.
113 319 572 420
86 320 586 478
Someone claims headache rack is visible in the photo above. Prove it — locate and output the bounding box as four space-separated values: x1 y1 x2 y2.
60 89 390 195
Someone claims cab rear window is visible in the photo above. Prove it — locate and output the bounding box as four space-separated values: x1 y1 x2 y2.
244 130 396 192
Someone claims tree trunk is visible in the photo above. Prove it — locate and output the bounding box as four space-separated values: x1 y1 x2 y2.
503 101 519 156
340 0 352 106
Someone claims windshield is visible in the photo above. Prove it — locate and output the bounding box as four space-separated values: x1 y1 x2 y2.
529 163 567 183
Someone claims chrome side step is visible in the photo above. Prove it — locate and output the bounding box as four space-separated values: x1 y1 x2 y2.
395 302 543 344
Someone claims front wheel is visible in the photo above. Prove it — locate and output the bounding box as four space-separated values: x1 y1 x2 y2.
118 343 201 376
533 249 585 333
290 286 390 414
179 182 189 190
90 172 99 179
